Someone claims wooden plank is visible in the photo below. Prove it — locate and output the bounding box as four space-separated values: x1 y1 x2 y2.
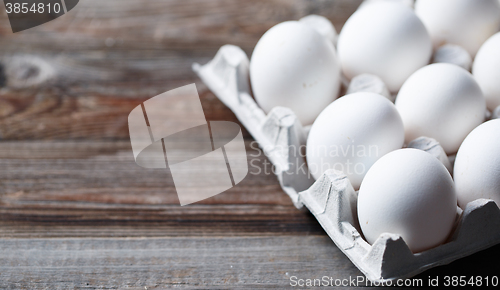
0 140 499 287
0 237 499 289
0 0 361 53
0 0 363 140
0 81 247 140
0 140 287 205
0 206 324 238
0 236 363 289
0 140 328 238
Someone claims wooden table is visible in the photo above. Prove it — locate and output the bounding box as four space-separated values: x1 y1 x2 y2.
0 1 498 289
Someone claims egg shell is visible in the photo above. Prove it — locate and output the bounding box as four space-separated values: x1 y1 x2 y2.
361 0 415 9
250 21 341 126
358 148 457 253
415 0 500 56
306 92 404 189
454 119 500 209
337 1 432 92
299 15 337 46
473 32 500 111
395 63 486 154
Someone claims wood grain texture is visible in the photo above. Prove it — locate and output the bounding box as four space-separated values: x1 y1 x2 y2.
0 236 364 289
1 0 499 289
0 141 319 238
1 139 499 289
0 237 499 289
0 83 248 139
0 0 362 140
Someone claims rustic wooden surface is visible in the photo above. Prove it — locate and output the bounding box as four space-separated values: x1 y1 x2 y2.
0 0 499 289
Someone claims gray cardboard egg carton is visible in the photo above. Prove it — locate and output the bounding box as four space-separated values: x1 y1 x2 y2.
193 45 500 282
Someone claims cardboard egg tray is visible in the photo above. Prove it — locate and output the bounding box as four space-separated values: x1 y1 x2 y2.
193 44 500 282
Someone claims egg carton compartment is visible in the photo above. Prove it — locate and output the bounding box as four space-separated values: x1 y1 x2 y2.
193 44 500 282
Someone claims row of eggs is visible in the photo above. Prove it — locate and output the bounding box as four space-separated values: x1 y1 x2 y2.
249 0 500 253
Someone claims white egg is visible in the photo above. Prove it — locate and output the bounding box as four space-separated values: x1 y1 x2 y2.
250 21 341 126
358 148 457 253
361 0 415 9
306 92 404 189
415 0 500 56
337 1 432 92
395 63 486 154
454 119 500 209
299 15 337 46
473 32 500 111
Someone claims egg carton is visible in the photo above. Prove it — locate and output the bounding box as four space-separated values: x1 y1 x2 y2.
193 44 500 282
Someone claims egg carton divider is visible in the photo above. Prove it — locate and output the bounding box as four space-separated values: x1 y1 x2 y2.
193 44 500 282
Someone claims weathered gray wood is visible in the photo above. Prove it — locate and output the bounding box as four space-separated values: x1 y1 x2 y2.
0 236 364 289
0 237 498 289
